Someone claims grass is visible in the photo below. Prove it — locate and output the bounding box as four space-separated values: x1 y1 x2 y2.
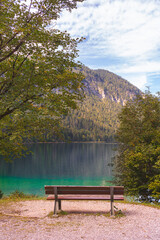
47 208 125 218
47 210 69 218
0 190 45 203
84 211 125 218
0 190 45 213
122 197 160 209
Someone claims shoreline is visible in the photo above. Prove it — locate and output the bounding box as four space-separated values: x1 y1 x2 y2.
28 141 119 144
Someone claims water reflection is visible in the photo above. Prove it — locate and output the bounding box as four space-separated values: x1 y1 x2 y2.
0 143 117 195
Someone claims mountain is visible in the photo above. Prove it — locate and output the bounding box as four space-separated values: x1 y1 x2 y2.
59 66 141 142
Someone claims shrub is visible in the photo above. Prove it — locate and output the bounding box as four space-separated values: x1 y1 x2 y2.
0 190 3 199
8 190 37 199
115 92 160 202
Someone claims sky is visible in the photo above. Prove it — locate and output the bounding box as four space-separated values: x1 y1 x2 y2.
56 0 160 94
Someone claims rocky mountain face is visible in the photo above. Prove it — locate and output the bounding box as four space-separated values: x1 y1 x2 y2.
82 67 139 106
58 66 141 142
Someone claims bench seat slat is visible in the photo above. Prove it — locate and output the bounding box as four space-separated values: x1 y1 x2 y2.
47 194 124 201
45 190 112 195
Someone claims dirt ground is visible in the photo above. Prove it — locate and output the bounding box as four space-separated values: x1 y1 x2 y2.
0 200 160 240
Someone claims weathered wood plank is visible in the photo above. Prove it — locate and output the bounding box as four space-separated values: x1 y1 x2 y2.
45 186 124 195
47 194 124 201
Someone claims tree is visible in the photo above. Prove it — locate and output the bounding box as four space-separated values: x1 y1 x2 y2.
114 92 160 201
0 0 84 160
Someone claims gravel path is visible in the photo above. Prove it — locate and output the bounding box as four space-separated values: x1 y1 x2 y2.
0 200 160 240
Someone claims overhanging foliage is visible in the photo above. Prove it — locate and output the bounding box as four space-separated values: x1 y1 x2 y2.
0 0 84 160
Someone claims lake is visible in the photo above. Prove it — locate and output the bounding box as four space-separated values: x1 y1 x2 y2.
0 143 117 196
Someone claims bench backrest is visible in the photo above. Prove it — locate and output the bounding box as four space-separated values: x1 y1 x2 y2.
45 186 124 195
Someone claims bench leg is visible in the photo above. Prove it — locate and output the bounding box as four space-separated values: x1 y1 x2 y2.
53 187 58 215
58 200 61 211
54 200 61 214
54 200 57 215
110 187 114 216
110 199 114 216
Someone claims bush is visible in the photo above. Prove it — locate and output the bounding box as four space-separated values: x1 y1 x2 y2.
8 190 37 199
0 190 3 199
115 92 160 202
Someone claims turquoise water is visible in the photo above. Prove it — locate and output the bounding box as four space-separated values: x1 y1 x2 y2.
0 143 117 196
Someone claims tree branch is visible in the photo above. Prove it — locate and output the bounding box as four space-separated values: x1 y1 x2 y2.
0 32 20 51
0 33 30 63
0 94 38 120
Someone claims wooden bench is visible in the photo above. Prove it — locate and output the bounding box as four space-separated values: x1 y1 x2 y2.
45 185 124 215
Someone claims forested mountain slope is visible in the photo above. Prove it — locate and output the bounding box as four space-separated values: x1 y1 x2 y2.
60 66 141 142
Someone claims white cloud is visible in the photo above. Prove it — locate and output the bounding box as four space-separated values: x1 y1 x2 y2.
117 61 160 74
107 60 160 90
56 0 160 92
124 74 147 90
